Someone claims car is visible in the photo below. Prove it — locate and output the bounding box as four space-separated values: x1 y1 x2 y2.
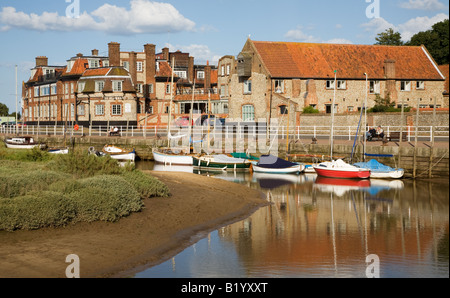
174 116 191 128
194 115 226 127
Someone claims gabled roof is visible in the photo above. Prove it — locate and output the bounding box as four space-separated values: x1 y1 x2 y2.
251 40 445 80
63 58 89 76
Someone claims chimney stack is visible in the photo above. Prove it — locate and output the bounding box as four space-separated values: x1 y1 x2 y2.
144 44 156 97
384 59 396 79
35 56 48 67
108 42 121 66
384 59 397 101
92 49 99 56
162 47 169 61
129 51 137 87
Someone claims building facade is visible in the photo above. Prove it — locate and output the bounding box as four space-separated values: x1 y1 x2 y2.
221 39 448 126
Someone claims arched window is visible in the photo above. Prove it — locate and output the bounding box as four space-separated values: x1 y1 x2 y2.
242 105 255 121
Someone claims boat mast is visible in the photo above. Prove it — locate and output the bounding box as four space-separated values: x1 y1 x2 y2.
189 79 196 153
167 56 175 149
330 70 337 160
363 73 368 162
15 65 18 135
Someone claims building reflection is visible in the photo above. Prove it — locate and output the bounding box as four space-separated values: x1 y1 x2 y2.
217 173 449 277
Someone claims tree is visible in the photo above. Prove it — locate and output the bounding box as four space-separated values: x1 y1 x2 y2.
375 28 404 46
0 103 9 116
407 19 449 65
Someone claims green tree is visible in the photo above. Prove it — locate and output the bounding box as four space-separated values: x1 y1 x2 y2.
375 28 404 46
407 19 449 65
0 103 9 116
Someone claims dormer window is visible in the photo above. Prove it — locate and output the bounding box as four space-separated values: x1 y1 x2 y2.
113 81 123 92
95 81 105 92
89 59 99 68
274 80 284 93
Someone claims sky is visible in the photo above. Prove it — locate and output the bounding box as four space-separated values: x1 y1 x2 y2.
0 0 448 113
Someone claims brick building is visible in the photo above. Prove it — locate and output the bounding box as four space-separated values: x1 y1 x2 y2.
22 42 219 127
221 38 448 126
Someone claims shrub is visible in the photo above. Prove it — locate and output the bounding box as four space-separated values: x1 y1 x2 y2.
121 171 171 199
46 151 124 178
66 175 143 222
302 106 319 114
0 191 76 231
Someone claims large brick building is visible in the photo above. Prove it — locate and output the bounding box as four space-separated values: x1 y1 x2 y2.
220 38 448 126
22 42 218 127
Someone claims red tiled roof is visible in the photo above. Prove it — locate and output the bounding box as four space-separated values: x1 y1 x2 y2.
82 68 111 77
251 41 445 80
64 58 89 76
156 61 173 77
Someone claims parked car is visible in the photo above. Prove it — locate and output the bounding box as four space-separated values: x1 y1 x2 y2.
194 115 226 127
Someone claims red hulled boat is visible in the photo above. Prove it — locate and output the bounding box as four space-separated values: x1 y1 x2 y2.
313 159 371 179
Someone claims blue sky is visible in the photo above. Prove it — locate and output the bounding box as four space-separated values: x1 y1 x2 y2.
0 0 448 113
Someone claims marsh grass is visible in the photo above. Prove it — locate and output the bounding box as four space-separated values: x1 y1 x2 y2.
0 147 170 231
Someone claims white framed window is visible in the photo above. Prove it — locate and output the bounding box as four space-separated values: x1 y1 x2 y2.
78 104 85 116
34 86 40 97
174 71 187 79
348 106 354 112
416 81 425 90
197 71 205 79
123 61 129 71
274 80 284 93
369 80 380 94
112 104 122 116
400 81 411 91
337 80 346 90
221 66 225 76
242 104 255 121
244 80 252 94
136 83 143 93
137 61 143 72
89 59 99 68
166 83 171 94
148 83 154 94
95 104 104 116
95 81 105 92
112 81 122 92
326 80 335 89
226 64 231 75
51 84 57 95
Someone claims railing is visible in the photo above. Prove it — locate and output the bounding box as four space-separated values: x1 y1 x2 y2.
1 124 449 142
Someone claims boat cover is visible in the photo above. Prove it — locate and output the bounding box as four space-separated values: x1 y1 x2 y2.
212 154 249 164
354 159 401 172
258 155 298 169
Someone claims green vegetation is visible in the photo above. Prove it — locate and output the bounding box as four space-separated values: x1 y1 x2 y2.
302 106 319 114
367 94 411 113
0 147 170 231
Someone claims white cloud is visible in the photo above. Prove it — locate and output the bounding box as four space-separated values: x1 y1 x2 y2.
399 0 447 11
360 13 448 42
166 43 221 65
0 0 195 34
284 26 321 43
397 13 449 40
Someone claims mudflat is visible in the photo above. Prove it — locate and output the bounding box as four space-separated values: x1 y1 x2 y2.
0 171 268 278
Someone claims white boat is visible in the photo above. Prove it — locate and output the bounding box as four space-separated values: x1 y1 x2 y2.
152 148 194 165
193 154 252 171
252 155 305 174
354 159 404 179
48 147 69 154
4 136 46 149
102 145 136 161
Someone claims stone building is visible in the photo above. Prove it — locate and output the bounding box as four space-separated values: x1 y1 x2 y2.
222 38 447 126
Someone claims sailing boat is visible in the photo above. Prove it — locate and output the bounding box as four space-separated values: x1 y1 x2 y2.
152 59 195 166
313 70 370 179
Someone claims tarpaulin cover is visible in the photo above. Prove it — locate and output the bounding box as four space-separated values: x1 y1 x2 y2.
258 155 298 169
354 159 401 172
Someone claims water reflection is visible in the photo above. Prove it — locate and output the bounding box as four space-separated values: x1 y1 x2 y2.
136 162 449 278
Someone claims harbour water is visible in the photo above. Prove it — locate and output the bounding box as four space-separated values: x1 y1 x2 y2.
135 162 449 278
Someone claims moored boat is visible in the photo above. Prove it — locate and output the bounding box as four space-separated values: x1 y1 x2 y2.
193 154 252 171
152 148 194 166
354 159 404 179
102 145 136 161
252 155 305 174
48 147 69 154
4 136 46 149
313 159 370 179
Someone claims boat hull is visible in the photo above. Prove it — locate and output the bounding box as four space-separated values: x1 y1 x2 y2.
253 164 304 174
5 143 44 149
313 167 371 179
103 145 136 161
153 150 193 165
48 148 69 154
369 170 404 179
193 156 251 171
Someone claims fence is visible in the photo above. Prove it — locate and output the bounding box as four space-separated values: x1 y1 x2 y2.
1 124 449 143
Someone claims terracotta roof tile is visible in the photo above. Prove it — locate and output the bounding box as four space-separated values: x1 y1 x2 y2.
82 68 111 77
64 58 89 76
252 41 445 80
156 61 172 77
